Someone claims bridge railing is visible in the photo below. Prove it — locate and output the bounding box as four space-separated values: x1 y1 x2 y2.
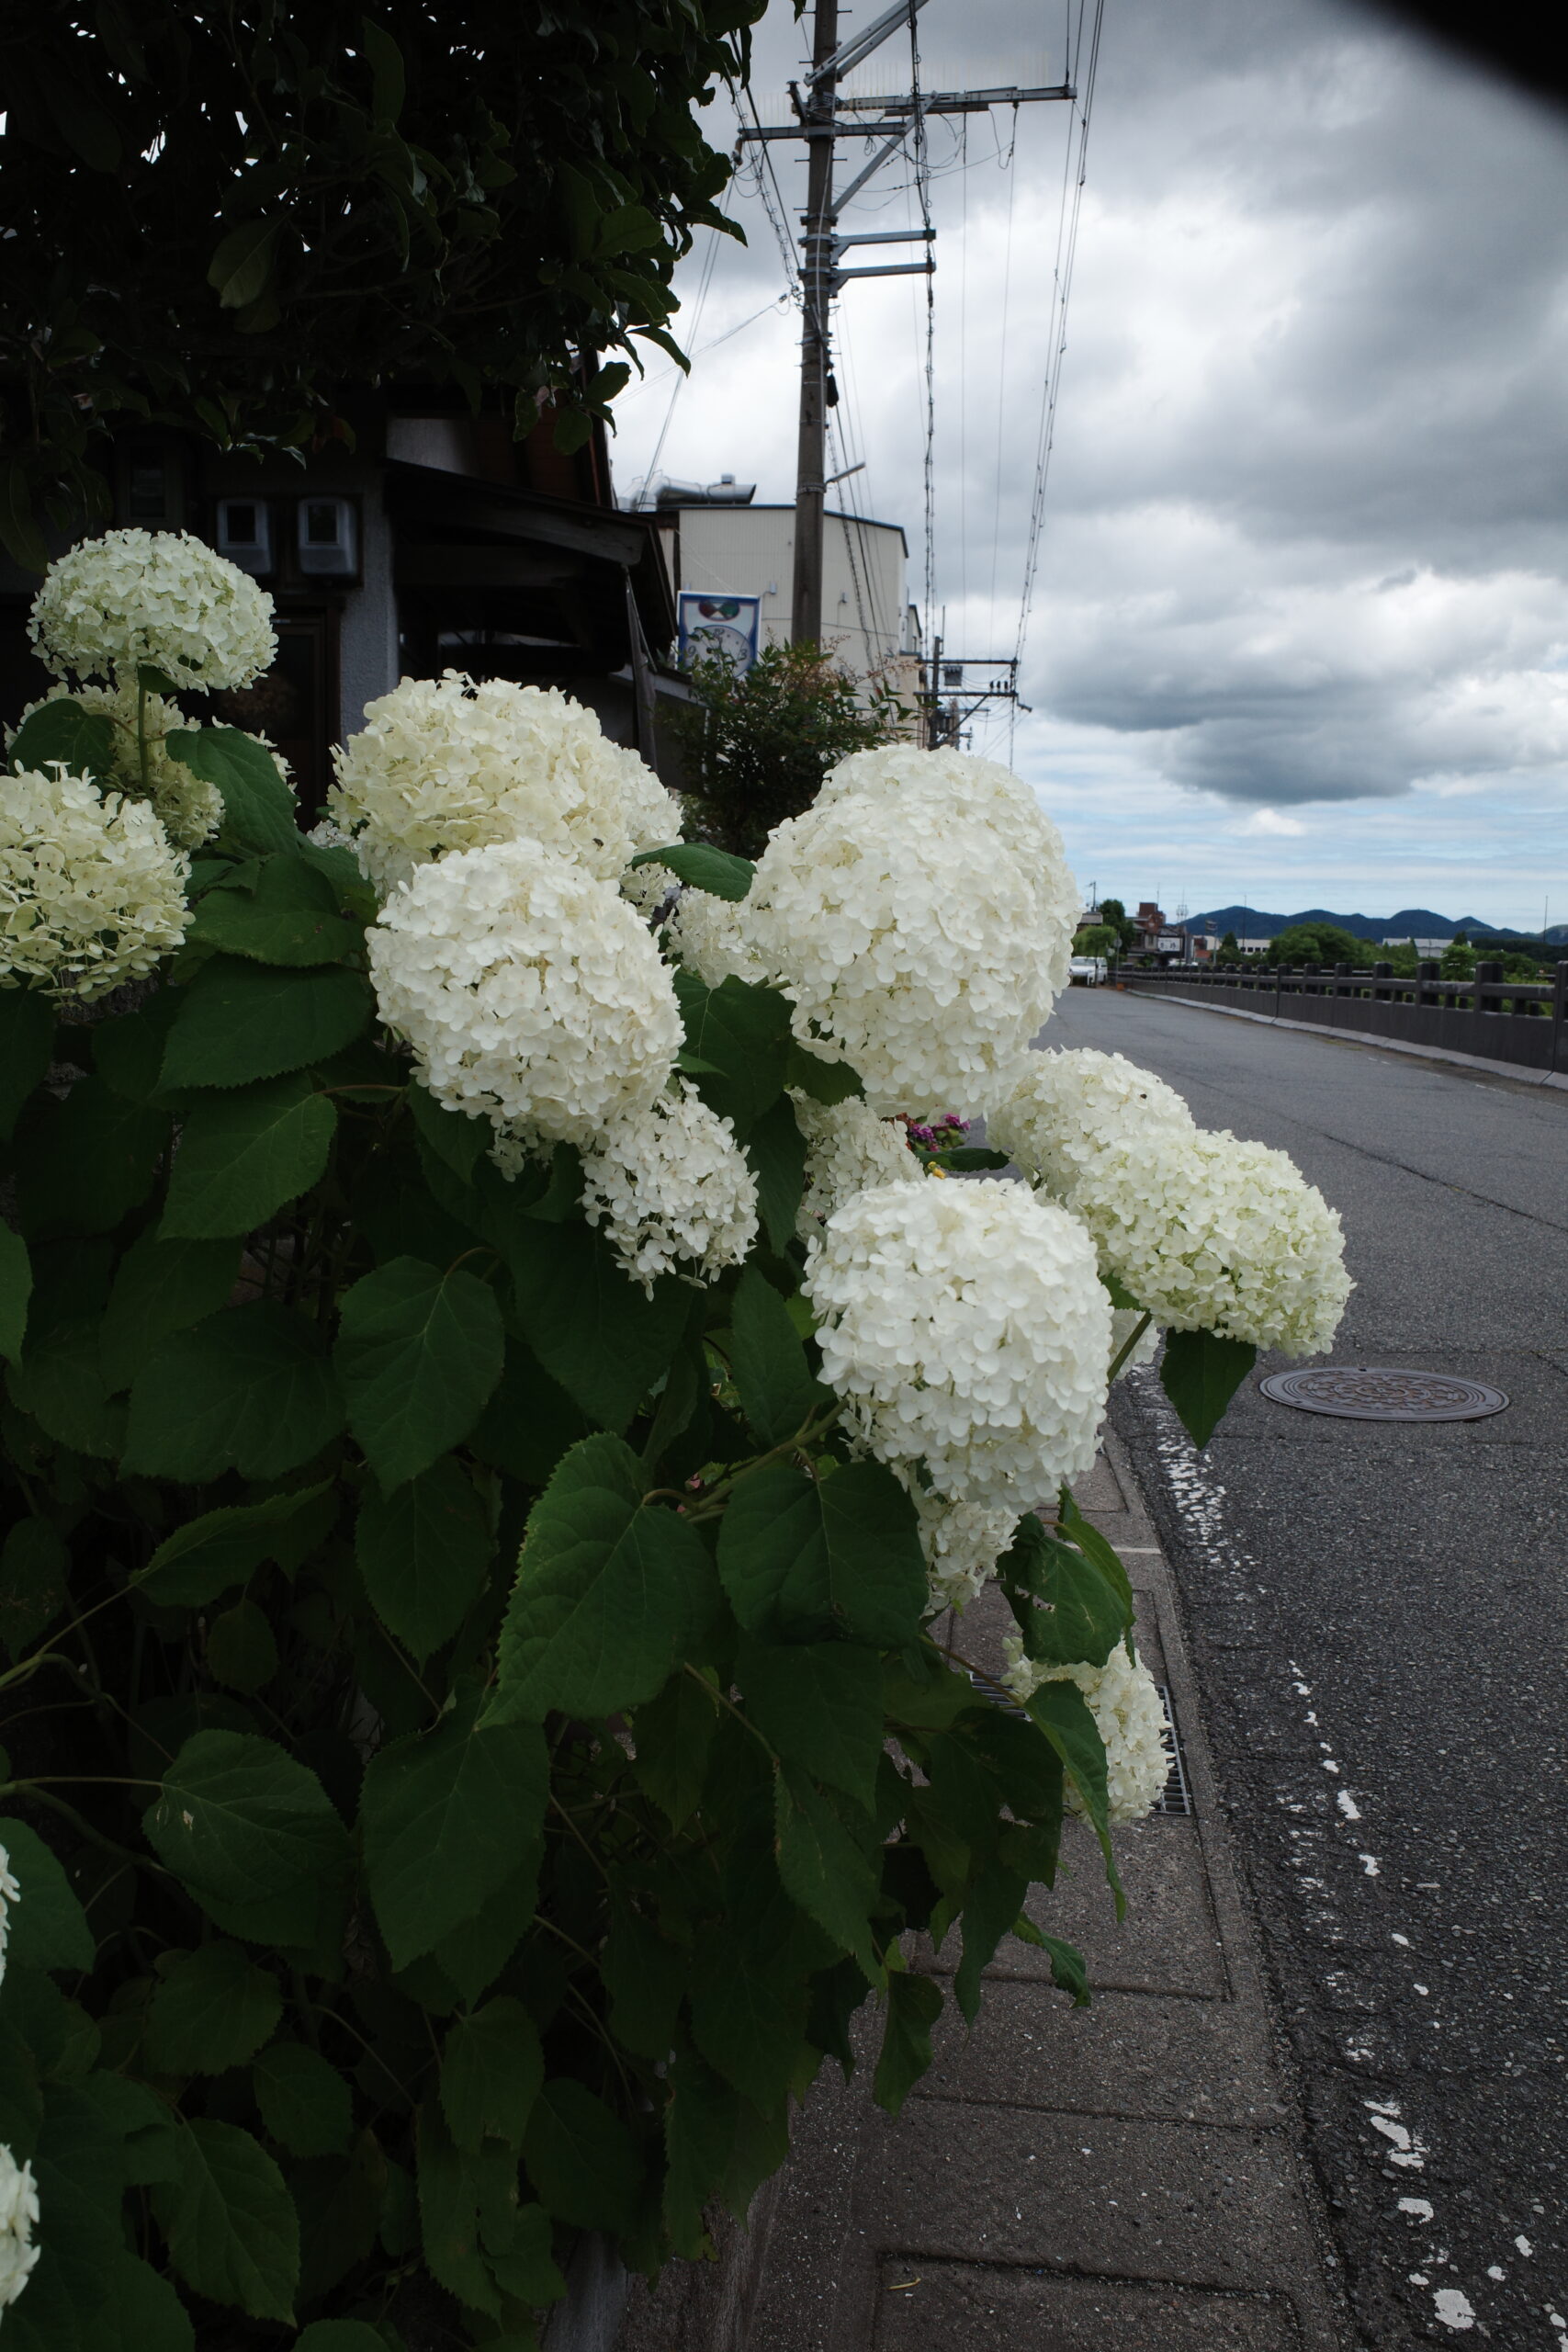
1119 958 1568 1078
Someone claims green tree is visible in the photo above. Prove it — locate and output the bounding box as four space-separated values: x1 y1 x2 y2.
1217 929 1239 964
1266 922 1373 968
1074 924 1118 959
1440 937 1477 978
669 641 907 859
0 0 762 563
1096 897 1138 955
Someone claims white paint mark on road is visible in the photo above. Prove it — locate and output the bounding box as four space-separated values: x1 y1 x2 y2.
1399 2198 1435 2222
1337 1790 1362 1820
1393 1933 1412 1947
1432 2287 1475 2330
1516 2235 1534 2256
1359 1852 1381 1875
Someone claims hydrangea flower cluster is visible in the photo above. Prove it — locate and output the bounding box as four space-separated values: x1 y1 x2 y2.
0 2143 39 2312
9 683 274 850
580 1080 759 1294
817 742 1079 1004
367 838 682 1155
0 768 191 999
0 1842 17 1993
330 673 680 894
1076 1128 1352 1354
805 1180 1112 1513
792 1091 922 1242
909 1488 1026 1611
1001 1639 1172 1824
746 789 1062 1115
663 881 767 989
29 528 275 693
989 1046 1194 1197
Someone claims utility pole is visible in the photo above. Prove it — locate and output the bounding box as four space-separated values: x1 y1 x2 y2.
790 0 838 648
743 4 1075 663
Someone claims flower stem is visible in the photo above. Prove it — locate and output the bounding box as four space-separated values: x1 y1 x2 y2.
1107 1310 1153 1384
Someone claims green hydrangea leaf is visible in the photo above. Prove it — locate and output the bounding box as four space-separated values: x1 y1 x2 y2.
145 1732 349 1920
152 2117 299 2323
186 854 358 966
773 1768 883 1988
0 1520 69 1659
6 1314 125 1459
161 958 370 1090
356 1454 493 1661
496 1432 712 1723
99 1233 240 1389
718 1459 927 1648
495 1213 694 1434
166 727 299 858
14 1078 167 1239
688 1931 808 2117
161 1074 337 1238
0 1819 96 1973
671 972 792 1136
439 1996 544 2153
145 1942 283 2074
1158 1326 1258 1448
1000 1515 1129 1668
737 1639 883 1812
252 2041 354 2159
520 2078 643 2235
362 1699 547 1968
134 1483 335 1609
661 2050 785 2258
0 993 54 1140
728 1267 829 1447
628 842 754 900
872 1968 942 2119
1023 1679 1123 1914
205 1598 279 1693
123 1302 344 1482
629 1669 717 1831
745 1093 808 1255
335 1256 504 1490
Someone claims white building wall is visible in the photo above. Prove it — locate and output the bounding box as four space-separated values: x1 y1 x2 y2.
666 504 911 678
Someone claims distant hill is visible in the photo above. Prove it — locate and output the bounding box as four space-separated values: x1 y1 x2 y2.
1187 905 1564 945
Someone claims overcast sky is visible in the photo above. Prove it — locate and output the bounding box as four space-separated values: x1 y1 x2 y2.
610 0 1568 929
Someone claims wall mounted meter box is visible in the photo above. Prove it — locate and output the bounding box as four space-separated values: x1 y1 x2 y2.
296 496 359 581
215 498 274 576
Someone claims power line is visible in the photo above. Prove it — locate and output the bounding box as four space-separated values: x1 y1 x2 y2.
1013 0 1104 673
910 13 938 645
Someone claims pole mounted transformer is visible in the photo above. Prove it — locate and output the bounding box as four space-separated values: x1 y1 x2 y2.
740 0 1076 706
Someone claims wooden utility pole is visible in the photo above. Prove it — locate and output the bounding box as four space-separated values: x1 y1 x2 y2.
790 0 838 649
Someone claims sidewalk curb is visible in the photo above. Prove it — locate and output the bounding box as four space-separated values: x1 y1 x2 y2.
1130 989 1568 1091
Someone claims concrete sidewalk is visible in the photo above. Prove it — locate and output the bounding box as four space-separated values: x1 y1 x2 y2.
620 1435 1354 2351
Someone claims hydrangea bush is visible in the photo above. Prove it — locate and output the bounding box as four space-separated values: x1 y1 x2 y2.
0 537 1348 2346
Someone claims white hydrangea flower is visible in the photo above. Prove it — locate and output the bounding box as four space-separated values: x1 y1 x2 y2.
330 673 680 894
0 768 191 1000
30 528 275 693
619 859 679 919
1075 1126 1351 1356
988 1046 1194 1196
816 743 1079 1004
6 683 290 850
805 1180 1112 1512
663 884 767 989
747 790 1059 1115
1001 1639 1172 1824
580 1080 759 1293
306 815 355 852
0 2143 39 2312
367 838 681 1154
792 1090 922 1243
0 1844 17 1992
909 1487 1022 1612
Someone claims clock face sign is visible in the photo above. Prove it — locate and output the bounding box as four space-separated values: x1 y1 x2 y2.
678 591 761 673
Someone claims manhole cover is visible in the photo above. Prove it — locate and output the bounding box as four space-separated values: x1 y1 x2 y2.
1259 1366 1508 1422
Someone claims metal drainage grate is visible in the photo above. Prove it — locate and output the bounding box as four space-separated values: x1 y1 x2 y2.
1259 1366 1508 1422
966 1670 1192 1816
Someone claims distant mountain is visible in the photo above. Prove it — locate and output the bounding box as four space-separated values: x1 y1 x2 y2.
1187 905 1557 944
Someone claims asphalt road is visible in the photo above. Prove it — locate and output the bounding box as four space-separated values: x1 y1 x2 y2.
1050 989 1568 2349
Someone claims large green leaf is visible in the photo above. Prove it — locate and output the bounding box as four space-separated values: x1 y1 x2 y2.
356 1454 493 1661
6 1313 125 1458
0 990 54 1137
0 1225 28 1370
145 1732 348 1916
161 958 371 1090
431 1859 541 2009
629 1669 718 1830
728 1267 829 1446
0 1519 69 1658
361 1700 547 1968
737 1640 884 1812
1159 1325 1258 1448
600 1903 688 2064
718 1459 927 1649
745 1094 808 1255
1001 1513 1129 1668
123 1302 344 1482
14 1077 167 1238
688 1932 808 2116
497 1213 692 1434
467 1332 590 1488
161 1074 337 1238
23 2084 127 2340
165 727 299 857
145 1943 282 2074
7 697 115 786
1024 1680 1123 1913
92 989 186 1108
0 1819 95 1973
135 1484 335 1609
406 1074 490 1182
186 855 358 966
414 2102 501 2316
520 2078 643 2234
953 1858 1031 2024
335 1257 504 1490
91 2255 196 2352
496 1433 711 1723
440 1997 543 2152
629 842 754 900
773 1769 882 1987
252 2041 354 2159
152 2118 299 2323
672 972 793 1136
661 2050 785 2258
99 1233 240 1389
872 1969 942 2119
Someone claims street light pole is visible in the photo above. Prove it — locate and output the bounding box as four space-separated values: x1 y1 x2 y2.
790 0 838 650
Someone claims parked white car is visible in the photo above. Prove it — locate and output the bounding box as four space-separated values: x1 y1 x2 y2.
1069 956 1108 986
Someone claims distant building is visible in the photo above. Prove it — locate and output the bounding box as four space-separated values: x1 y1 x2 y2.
1382 936 1453 956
